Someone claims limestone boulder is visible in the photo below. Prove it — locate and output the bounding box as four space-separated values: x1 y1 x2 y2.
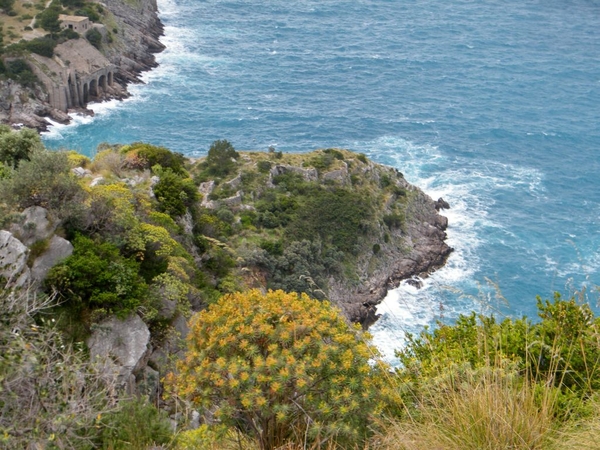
0 230 30 288
87 314 151 388
30 235 73 284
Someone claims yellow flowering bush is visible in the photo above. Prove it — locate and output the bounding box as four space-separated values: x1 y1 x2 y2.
167 289 386 450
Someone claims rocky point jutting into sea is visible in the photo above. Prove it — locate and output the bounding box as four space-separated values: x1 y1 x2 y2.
0 0 164 130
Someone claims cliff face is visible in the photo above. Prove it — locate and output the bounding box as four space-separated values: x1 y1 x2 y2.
0 0 164 130
100 0 165 84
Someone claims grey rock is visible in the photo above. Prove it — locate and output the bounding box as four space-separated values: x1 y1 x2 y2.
10 206 56 246
71 167 91 177
30 235 73 284
0 231 30 288
220 191 243 207
90 176 105 187
322 162 349 183
87 314 151 385
434 197 451 211
270 164 318 182
223 173 242 189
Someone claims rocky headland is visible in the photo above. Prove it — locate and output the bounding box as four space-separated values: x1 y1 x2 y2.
0 0 164 130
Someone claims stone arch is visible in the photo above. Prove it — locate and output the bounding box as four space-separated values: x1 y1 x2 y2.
89 79 98 98
99 74 107 91
107 71 113 86
83 83 89 104
67 74 76 108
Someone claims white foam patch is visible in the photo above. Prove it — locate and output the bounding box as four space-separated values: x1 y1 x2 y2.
41 113 95 140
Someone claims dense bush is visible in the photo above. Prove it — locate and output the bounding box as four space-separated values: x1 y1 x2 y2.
285 188 374 254
247 240 342 298
0 148 86 221
85 28 102 49
153 168 198 218
46 234 149 317
22 36 57 57
0 288 120 449
124 142 186 174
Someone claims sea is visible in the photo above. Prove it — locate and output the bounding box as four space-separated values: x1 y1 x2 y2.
43 0 600 364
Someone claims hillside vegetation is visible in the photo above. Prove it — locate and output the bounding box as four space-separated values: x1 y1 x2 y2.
0 130 598 449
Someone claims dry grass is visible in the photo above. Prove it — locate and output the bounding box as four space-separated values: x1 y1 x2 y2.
371 370 557 450
552 401 600 450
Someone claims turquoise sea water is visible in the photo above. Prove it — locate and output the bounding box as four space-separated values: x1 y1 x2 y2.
43 0 600 362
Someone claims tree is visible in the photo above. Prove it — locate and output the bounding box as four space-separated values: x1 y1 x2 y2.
0 126 43 168
37 7 61 34
152 168 198 218
205 139 239 177
167 289 386 449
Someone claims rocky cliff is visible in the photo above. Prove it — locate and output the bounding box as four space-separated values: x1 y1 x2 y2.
0 0 164 130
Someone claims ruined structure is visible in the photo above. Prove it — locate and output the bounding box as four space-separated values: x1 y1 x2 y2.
27 39 122 112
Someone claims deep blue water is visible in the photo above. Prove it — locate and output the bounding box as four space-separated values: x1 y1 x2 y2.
43 0 600 362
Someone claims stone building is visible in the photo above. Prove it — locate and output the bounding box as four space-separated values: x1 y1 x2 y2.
58 15 91 34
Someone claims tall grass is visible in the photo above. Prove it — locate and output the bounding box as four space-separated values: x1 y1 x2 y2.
372 369 557 450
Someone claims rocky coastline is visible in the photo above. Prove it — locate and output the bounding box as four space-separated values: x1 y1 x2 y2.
0 0 165 130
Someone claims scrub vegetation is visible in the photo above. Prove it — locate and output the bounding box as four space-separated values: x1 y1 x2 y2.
0 129 599 449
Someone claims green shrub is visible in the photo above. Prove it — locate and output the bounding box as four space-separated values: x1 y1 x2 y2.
0 149 86 222
0 126 42 168
153 168 198 218
383 213 404 229
46 234 149 318
126 142 186 174
97 398 172 449
257 159 272 173
86 28 102 49
286 188 374 254
4 59 40 87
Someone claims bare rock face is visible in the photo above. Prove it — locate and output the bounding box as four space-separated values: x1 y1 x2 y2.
101 0 165 83
87 314 151 391
30 235 74 284
0 230 30 288
269 164 319 182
